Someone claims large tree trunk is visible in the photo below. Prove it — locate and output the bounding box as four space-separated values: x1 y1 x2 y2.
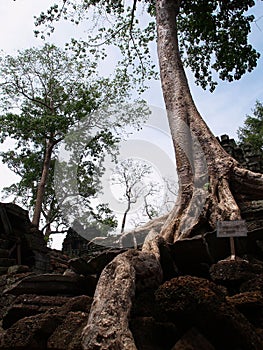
156 0 263 242
81 0 263 348
32 140 54 228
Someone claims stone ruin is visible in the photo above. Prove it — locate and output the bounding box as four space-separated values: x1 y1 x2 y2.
0 203 49 275
218 134 263 174
0 135 262 349
62 135 263 257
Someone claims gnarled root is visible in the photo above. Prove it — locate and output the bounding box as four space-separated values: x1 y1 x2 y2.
119 214 168 248
81 232 163 350
232 167 263 200
160 171 246 242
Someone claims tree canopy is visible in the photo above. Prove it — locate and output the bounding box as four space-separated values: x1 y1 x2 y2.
0 43 145 234
34 0 260 91
238 100 263 152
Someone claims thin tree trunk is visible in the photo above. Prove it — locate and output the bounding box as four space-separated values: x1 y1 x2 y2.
32 140 54 228
121 200 131 233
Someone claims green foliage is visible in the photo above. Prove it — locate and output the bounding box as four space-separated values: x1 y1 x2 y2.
34 1 261 92
178 0 260 91
0 44 144 234
238 100 263 152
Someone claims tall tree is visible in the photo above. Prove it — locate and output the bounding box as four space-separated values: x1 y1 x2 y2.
35 1 263 348
0 43 143 232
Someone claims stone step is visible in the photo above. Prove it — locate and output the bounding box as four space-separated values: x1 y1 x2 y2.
0 258 17 267
4 273 97 296
0 266 8 275
0 248 10 258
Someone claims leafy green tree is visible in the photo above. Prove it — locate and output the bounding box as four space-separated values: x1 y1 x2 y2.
238 100 263 152
35 0 263 240
33 2 263 348
0 43 143 233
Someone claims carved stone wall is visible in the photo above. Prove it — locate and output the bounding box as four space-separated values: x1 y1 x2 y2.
218 134 263 173
0 203 50 275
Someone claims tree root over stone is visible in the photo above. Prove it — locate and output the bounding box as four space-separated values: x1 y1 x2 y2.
81 233 163 350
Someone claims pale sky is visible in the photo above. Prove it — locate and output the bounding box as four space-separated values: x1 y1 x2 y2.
0 1 262 248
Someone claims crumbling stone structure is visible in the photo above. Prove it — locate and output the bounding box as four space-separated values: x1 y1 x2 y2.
0 203 50 275
218 134 263 173
0 135 262 349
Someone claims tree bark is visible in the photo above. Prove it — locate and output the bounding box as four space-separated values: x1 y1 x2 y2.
32 140 54 228
81 232 163 349
81 0 263 348
156 0 263 242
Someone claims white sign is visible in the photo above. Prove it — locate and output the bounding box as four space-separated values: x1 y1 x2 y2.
217 220 247 238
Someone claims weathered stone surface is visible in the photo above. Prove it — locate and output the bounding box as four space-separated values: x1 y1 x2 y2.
218 135 263 174
48 249 70 274
171 328 215 350
155 276 263 350
171 233 213 274
158 239 179 280
2 294 71 329
209 259 263 292
3 273 96 296
240 274 263 293
227 291 263 328
0 310 63 350
0 296 92 350
47 311 89 350
69 248 125 276
130 317 180 350
0 197 263 350
0 202 50 273
131 290 156 318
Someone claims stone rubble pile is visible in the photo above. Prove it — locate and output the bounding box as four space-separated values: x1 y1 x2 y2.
0 135 262 349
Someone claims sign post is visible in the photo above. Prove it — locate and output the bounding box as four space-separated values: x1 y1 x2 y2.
217 220 247 260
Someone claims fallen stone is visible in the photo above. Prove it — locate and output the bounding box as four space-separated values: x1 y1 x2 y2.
0 310 63 350
0 295 93 350
155 276 263 350
2 294 71 329
171 328 215 350
47 311 89 350
171 234 213 274
63 269 79 277
209 259 263 292
227 291 263 328
69 248 125 276
3 273 96 296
